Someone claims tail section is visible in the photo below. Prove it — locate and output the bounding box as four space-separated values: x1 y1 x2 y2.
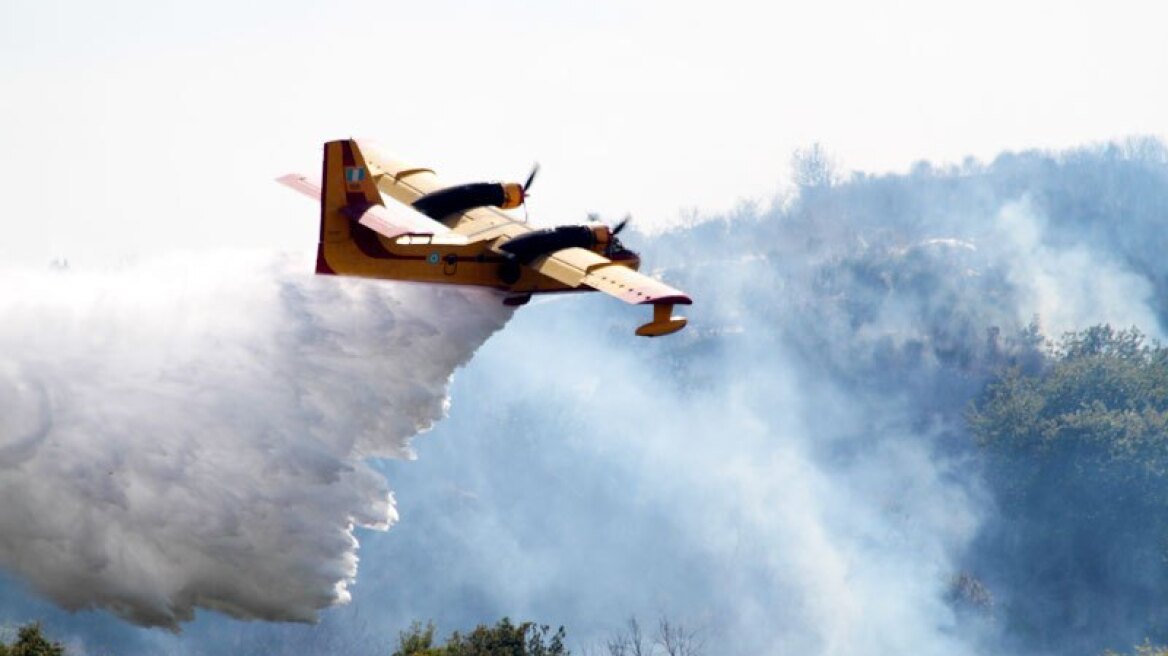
318 139 384 272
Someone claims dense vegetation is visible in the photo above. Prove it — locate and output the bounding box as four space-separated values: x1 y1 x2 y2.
969 326 1168 651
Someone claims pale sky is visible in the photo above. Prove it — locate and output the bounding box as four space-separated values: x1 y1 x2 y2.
2 0 1165 266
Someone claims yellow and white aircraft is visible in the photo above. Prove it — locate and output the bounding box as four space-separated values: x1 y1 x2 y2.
278 140 691 336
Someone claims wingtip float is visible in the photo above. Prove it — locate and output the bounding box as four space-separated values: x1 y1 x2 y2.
277 139 692 337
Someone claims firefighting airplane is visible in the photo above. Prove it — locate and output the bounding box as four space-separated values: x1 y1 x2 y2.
277 139 691 336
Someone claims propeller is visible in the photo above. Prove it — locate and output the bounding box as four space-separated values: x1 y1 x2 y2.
586 213 632 236
520 162 539 222
522 162 540 194
611 214 632 236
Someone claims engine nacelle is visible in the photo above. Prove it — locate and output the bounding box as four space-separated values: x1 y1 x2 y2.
498 224 637 266
498 226 597 264
411 182 525 224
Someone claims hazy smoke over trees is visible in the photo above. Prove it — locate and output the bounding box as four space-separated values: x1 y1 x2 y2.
2 137 1167 655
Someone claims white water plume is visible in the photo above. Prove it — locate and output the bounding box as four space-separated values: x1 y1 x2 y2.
0 251 512 629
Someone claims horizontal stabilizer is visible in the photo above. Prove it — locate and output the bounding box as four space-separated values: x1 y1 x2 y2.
276 170 454 239
275 174 321 200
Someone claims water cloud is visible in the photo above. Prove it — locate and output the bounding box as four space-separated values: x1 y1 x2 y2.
0 251 512 629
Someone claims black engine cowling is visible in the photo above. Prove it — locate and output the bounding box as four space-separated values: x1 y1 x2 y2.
412 182 522 224
498 226 597 265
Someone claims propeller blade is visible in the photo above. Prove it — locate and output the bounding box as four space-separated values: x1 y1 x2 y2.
612 215 632 235
523 162 540 193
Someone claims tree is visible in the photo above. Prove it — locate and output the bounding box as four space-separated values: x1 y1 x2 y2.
0 623 65 656
394 621 440 656
600 617 701 656
968 326 1168 652
393 618 568 656
654 619 701 656
791 143 838 190
604 618 648 656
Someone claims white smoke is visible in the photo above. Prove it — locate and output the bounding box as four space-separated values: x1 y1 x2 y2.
991 197 1161 338
0 251 513 629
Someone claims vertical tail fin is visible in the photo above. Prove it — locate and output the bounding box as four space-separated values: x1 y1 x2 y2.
317 139 385 273
320 139 383 244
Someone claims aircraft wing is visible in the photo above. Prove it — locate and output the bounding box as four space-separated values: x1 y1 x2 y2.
355 141 532 242
529 248 691 336
531 247 692 305
276 173 453 240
